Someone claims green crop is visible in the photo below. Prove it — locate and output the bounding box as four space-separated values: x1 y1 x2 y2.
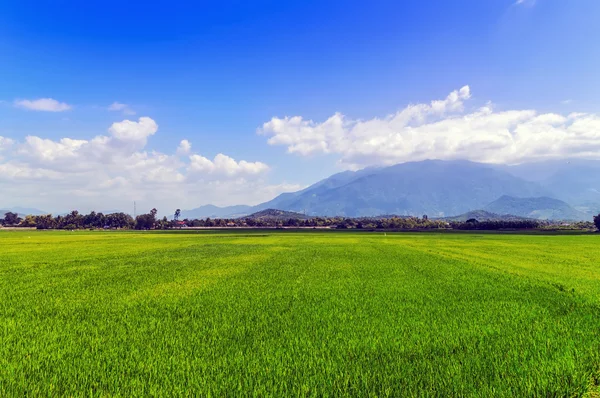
1 230 599 396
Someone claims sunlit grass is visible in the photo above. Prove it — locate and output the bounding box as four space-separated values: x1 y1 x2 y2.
1 230 599 396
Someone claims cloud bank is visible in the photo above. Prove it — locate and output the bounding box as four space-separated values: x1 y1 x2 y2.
0 117 296 213
259 86 600 169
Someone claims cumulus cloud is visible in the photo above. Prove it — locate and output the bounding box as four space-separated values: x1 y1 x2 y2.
177 139 192 155
0 136 14 151
188 153 269 178
14 98 72 112
0 117 284 212
108 102 136 115
108 117 158 146
259 86 600 169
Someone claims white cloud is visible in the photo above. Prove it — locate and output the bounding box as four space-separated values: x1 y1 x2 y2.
14 98 72 112
177 139 192 155
0 117 283 213
108 102 136 115
0 136 14 151
259 86 600 169
188 153 269 178
561 99 573 105
108 117 158 146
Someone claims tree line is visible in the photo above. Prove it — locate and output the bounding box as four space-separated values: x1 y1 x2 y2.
1 211 135 229
3 209 600 231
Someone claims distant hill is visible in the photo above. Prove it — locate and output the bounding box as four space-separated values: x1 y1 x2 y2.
0 207 48 218
441 210 529 222
499 159 600 212
484 196 589 221
243 209 308 221
179 160 551 218
257 160 547 217
180 160 600 219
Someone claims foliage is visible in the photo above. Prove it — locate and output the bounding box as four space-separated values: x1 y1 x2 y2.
451 219 542 230
135 212 156 230
1 212 21 226
1 208 593 232
15 211 135 230
595 214 600 231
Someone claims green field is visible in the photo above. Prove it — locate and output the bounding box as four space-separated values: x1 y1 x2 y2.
1 230 600 396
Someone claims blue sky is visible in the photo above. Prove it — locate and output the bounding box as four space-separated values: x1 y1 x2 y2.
1 0 599 213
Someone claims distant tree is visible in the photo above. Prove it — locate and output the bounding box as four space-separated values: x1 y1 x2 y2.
594 214 600 231
83 211 104 229
63 210 83 229
135 214 155 230
174 209 181 221
133 208 158 230
35 214 55 230
159 216 169 230
105 212 134 229
466 218 479 223
3 212 20 226
21 215 37 227
423 214 428 221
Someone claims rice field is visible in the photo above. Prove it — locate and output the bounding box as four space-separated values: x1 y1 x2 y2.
1 230 599 396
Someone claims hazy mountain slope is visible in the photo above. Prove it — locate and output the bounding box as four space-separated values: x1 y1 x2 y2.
181 160 557 218
484 196 589 221
499 159 600 212
254 167 380 212
181 167 379 218
282 160 548 217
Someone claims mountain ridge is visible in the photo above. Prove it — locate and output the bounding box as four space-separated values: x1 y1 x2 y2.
180 159 600 220
484 195 588 221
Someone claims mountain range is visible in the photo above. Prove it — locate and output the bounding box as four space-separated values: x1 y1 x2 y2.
483 195 588 221
4 160 599 222
181 159 600 221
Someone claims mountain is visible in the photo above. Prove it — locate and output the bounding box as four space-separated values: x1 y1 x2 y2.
267 160 548 217
180 204 253 219
441 210 529 222
180 168 379 219
182 160 550 218
0 207 48 217
7 160 600 220
499 159 600 213
254 167 380 213
484 196 589 221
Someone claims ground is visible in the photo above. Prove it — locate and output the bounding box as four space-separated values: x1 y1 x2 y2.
1 230 599 396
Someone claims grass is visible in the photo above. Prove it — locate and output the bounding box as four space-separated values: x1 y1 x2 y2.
1 230 600 396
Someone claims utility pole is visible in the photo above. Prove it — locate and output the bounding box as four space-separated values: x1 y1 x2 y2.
134 201 136 218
